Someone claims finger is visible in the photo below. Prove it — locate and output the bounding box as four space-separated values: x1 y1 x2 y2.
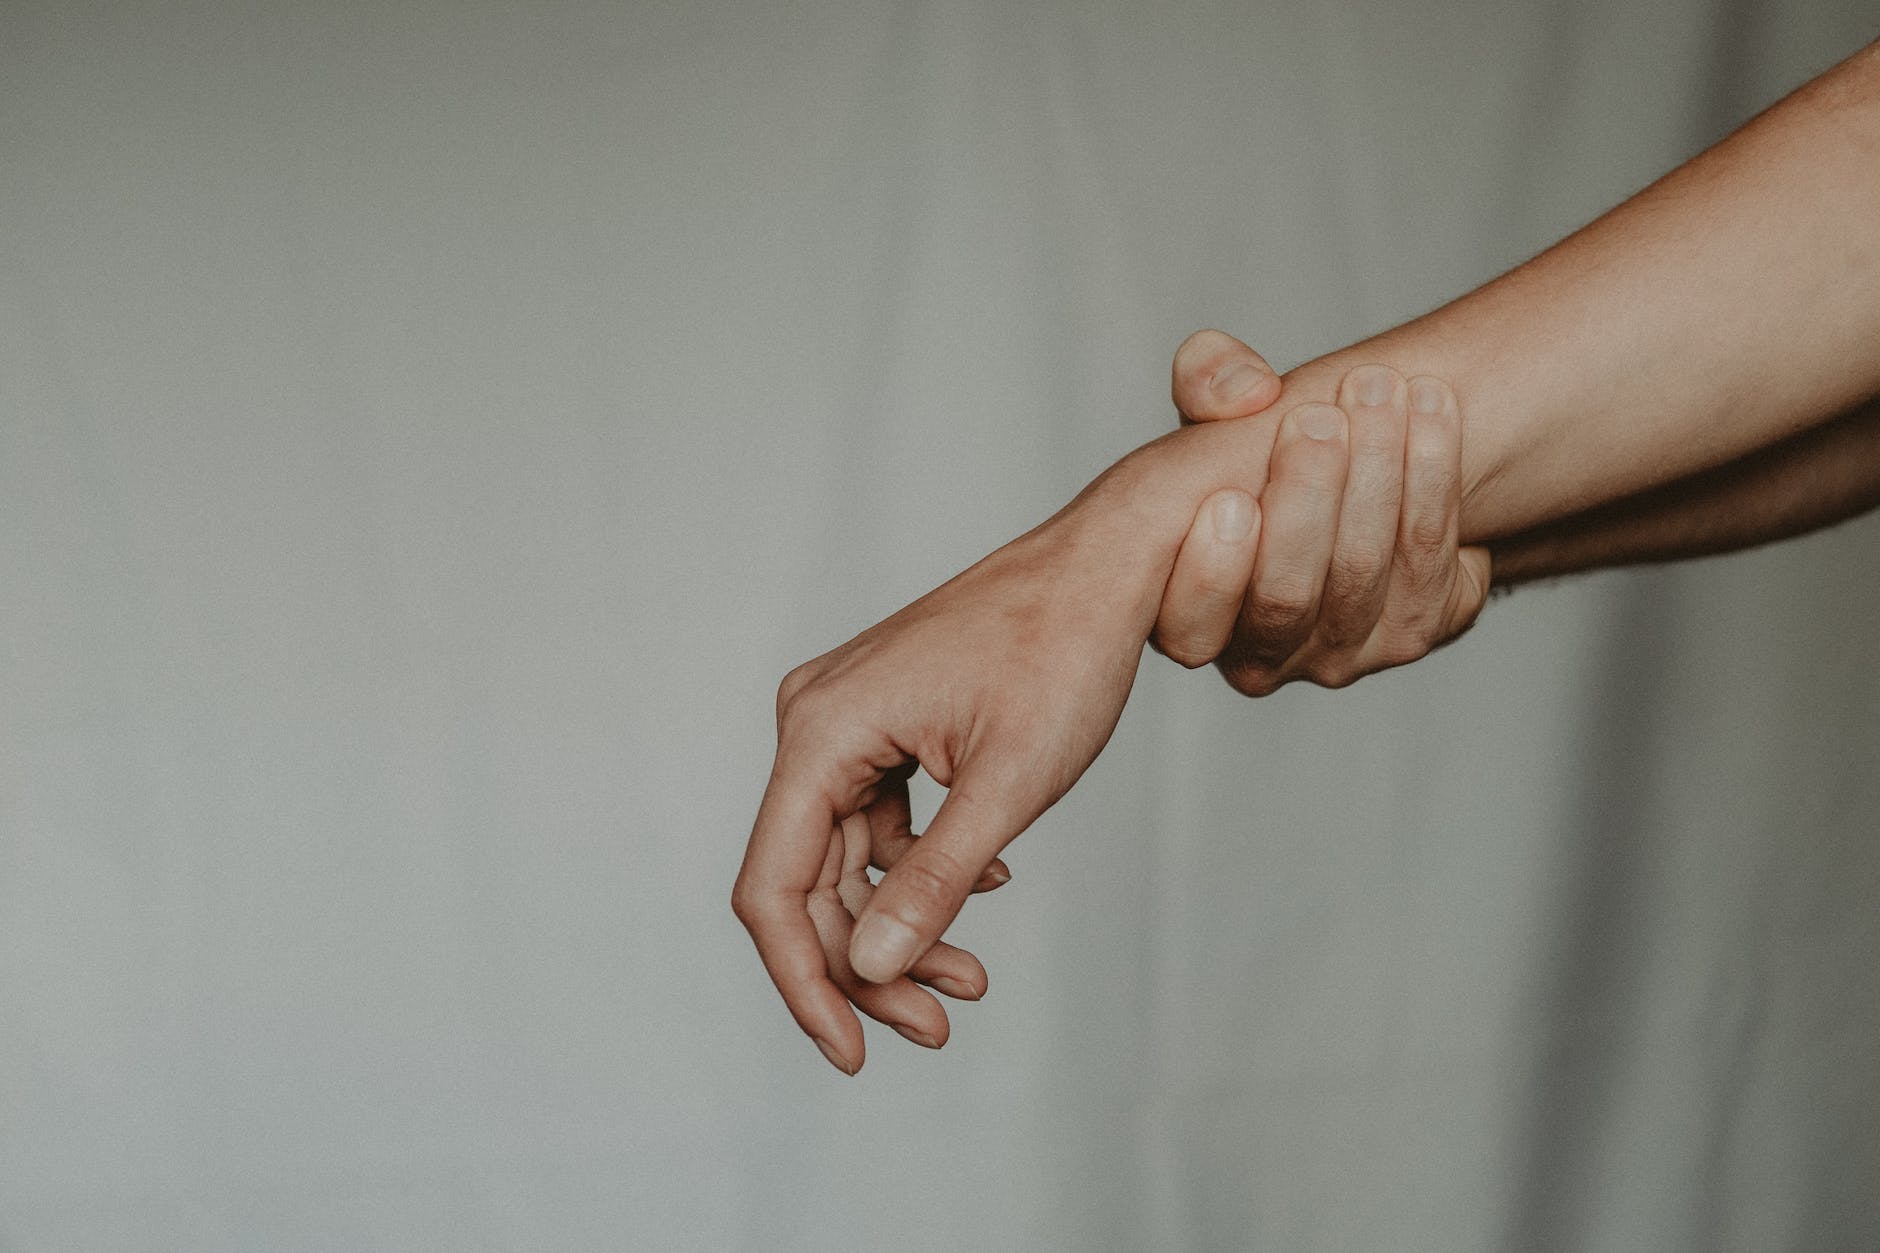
857 796 996 996
907 940 990 1001
857 803 994 995
850 771 1036 984
1315 365 1408 650
733 762 866 1074
1385 376 1466 644
873 831 1012 892
860 814 996 992
813 906 953 1052
1153 488 1260 667
823 811 955 1049
1171 329 1282 423
863 772 1012 891
1229 402 1349 673
874 830 1013 892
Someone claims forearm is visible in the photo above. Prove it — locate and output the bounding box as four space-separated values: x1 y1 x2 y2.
1063 40 1880 616
1281 37 1880 542
1488 395 1880 584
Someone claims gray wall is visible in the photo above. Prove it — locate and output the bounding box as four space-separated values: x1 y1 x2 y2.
3 2 1876 1249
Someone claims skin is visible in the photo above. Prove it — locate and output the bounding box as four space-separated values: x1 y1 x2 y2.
736 38 1880 1073
1155 345 1490 694
1172 338 1880 601
737 373 1486 1073
1488 394 1880 584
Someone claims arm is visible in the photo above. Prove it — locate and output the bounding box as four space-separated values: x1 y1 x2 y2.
736 365 1476 1074
1155 356 1880 686
1052 35 1880 686
1113 37 1880 681
738 39 1880 1073
1329 37 1880 536
1489 395 1880 584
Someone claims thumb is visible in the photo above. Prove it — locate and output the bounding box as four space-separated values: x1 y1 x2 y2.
849 777 1032 984
1172 328 1282 424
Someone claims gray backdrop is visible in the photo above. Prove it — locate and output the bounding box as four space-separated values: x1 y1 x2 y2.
3 2 1876 1250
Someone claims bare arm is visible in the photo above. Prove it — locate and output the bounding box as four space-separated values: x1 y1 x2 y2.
1090 37 1880 620
738 38 1880 1073
1363 37 1880 535
1489 395 1880 584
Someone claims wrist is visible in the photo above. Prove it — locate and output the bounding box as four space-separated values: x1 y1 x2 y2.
1049 410 1285 632
1280 329 1523 541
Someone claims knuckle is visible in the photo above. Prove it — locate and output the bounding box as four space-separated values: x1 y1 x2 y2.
1329 546 1388 594
1393 531 1450 595
1307 659 1363 689
776 668 848 741
894 850 969 918
1190 563 1251 602
775 663 817 720
1249 577 1316 630
1219 657 1282 698
1321 558 1386 633
1404 513 1451 558
1160 634 1215 669
729 880 759 929
1316 603 1376 653
1316 619 1365 653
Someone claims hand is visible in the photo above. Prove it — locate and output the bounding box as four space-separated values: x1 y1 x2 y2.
1151 331 1492 693
733 493 1175 1074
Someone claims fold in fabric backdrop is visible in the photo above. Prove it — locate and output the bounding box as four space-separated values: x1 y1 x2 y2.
2 1 1876 1249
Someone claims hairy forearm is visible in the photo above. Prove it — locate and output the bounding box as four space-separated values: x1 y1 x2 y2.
1288 37 1880 542
1065 39 1880 614
1487 395 1880 584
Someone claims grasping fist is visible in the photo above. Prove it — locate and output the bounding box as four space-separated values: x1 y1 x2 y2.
1152 330 1491 693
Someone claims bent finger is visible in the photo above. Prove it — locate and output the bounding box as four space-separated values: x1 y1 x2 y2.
850 773 1036 985
1154 488 1260 667
1171 329 1282 423
810 872 954 1052
866 776 1011 892
1387 376 1466 641
1231 402 1349 672
907 940 991 1001
843 811 992 1001
1316 365 1407 649
872 831 1012 892
733 764 865 1072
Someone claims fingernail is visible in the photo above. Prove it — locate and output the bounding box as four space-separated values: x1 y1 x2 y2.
1292 403 1345 442
1410 377 1447 415
1210 491 1255 542
985 866 1012 886
851 913 920 982
929 976 981 1000
1211 362 1268 403
814 1037 856 1076
1351 364 1395 407
892 1024 942 1049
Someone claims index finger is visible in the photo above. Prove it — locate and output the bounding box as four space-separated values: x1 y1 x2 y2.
732 757 864 1073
